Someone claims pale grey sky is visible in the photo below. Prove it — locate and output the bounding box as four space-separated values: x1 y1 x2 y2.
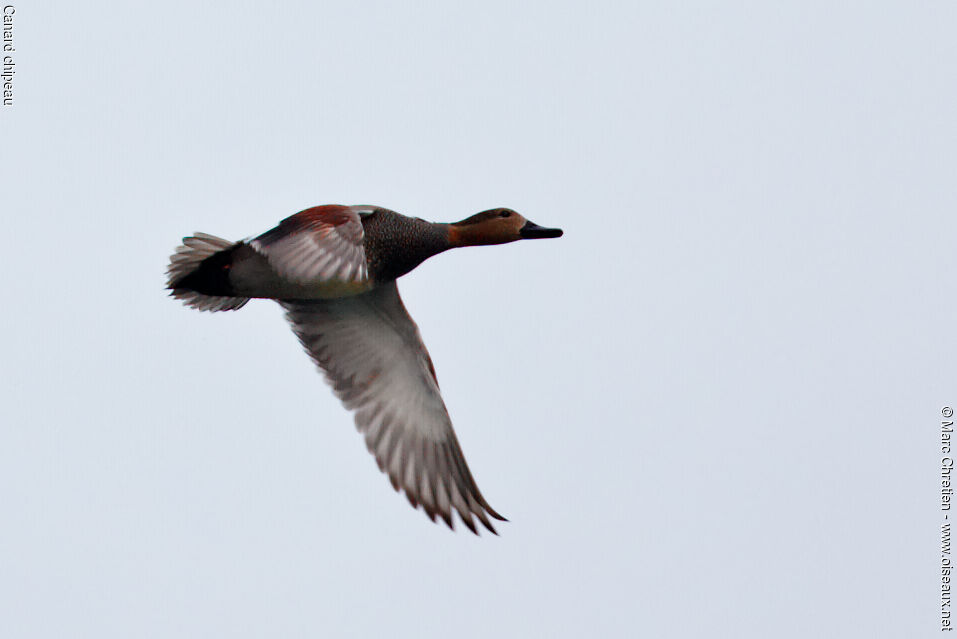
1 2 954 637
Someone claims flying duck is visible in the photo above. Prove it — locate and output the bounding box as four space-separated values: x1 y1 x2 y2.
167 205 563 534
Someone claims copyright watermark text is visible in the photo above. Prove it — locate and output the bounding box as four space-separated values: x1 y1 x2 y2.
942 406 954 630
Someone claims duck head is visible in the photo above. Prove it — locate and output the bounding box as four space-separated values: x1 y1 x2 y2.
447 208 563 247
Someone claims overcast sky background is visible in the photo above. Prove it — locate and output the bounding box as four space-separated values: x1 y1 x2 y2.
1 2 955 637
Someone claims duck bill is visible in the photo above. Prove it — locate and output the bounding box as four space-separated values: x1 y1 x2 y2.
519 221 563 239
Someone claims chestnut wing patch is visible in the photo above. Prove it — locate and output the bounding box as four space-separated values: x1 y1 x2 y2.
251 205 369 284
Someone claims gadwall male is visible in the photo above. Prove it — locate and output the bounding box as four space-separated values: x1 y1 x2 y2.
167 205 562 534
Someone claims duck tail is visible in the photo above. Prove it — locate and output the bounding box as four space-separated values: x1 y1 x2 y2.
166 233 250 312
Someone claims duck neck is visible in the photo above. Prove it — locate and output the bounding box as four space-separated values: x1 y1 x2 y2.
421 222 454 256
364 215 453 282
446 223 483 248
394 221 452 278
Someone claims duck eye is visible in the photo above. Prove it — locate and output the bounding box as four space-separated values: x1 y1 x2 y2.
499 211 511 218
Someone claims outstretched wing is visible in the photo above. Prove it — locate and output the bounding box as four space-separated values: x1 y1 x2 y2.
251 205 372 284
282 282 506 534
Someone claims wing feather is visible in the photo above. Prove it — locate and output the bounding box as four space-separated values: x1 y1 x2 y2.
282 282 505 534
251 205 369 285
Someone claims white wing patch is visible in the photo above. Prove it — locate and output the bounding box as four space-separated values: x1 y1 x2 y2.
250 206 369 285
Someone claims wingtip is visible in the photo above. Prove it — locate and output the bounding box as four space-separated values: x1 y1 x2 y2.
479 518 499 536
460 514 478 535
